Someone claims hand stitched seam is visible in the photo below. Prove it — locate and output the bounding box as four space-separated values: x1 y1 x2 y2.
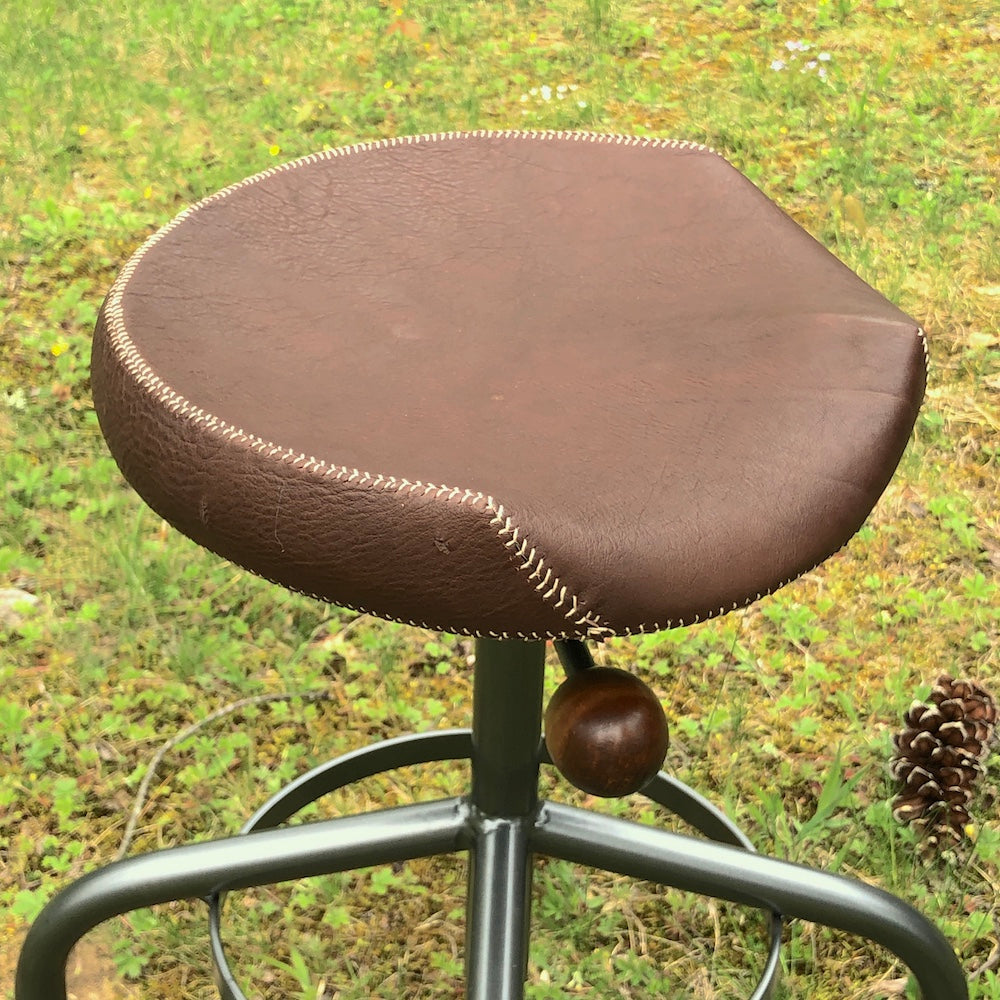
112 369 611 639
98 130 712 640
97 129 924 640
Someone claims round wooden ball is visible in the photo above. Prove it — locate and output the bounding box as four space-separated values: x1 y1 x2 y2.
544 667 669 797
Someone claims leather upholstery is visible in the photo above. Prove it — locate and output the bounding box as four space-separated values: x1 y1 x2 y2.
91 131 925 640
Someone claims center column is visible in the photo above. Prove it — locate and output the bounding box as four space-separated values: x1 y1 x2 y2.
465 638 547 1000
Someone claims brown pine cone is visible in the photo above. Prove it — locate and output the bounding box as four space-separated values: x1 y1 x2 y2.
889 675 997 846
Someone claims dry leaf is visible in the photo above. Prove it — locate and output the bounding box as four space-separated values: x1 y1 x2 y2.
386 17 421 40
863 977 909 997
964 330 1000 350
842 193 868 232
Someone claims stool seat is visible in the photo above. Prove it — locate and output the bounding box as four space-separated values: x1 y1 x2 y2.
91 130 925 640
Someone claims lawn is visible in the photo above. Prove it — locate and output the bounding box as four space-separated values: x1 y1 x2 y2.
1 1 998 998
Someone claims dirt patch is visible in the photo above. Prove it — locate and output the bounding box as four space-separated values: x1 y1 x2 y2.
3 926 142 1000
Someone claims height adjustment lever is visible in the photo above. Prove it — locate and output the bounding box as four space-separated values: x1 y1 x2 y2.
546 641 669 797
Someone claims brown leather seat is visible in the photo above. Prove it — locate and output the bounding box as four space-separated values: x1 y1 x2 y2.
91 131 924 641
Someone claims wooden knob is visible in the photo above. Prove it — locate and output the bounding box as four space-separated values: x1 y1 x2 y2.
544 667 669 797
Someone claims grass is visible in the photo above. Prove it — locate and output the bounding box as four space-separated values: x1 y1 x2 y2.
1 0 998 997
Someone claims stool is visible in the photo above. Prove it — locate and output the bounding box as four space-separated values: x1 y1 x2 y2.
16 131 967 999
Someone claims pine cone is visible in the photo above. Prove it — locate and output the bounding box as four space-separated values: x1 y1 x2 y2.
890 675 997 846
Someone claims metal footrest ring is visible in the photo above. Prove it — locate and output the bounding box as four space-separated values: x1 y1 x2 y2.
208 730 782 1000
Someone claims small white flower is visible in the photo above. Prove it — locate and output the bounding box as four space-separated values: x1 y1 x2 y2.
770 59 787 71
521 80 584 107
3 388 28 412
818 51 832 61
785 40 809 52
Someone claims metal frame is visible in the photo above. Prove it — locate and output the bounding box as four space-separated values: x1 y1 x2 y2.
15 638 968 1000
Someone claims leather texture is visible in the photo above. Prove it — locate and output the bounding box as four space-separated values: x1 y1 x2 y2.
91 131 925 640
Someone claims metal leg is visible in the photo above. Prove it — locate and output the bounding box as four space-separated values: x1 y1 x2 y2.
532 801 968 1000
464 638 547 1000
465 814 535 1000
15 799 469 1000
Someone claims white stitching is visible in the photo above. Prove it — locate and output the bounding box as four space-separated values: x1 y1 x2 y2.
100 129 837 641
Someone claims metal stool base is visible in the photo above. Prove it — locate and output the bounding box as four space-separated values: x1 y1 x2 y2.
208 729 782 1000
15 639 968 1000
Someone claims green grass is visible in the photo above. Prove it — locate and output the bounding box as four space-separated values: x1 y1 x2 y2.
2 1 998 997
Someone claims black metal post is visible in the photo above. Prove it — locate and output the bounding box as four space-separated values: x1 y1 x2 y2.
465 638 547 1000
470 638 546 818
